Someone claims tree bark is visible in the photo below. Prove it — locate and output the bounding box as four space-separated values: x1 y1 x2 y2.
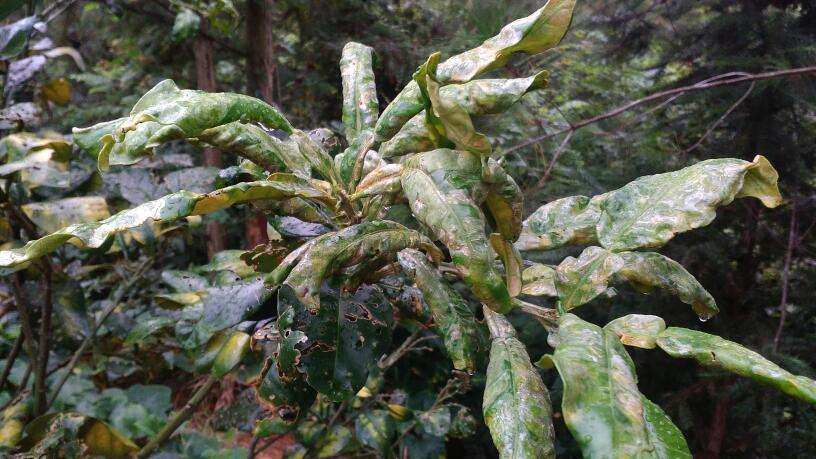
193 26 226 258
244 0 277 248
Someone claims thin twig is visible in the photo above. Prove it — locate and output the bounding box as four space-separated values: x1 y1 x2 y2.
46 258 152 410
683 81 756 154
0 333 24 392
502 66 816 156
772 203 797 352
33 262 52 416
137 375 218 458
525 129 574 195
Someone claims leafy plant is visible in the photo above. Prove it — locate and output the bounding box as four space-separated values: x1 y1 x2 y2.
2 0 814 457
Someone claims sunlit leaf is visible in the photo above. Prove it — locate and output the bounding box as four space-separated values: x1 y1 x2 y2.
211 331 251 377
483 308 555 459
397 248 483 372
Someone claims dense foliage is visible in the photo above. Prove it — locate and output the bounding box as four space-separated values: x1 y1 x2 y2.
1 0 815 457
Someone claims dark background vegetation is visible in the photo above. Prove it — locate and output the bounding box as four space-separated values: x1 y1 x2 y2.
1 0 815 457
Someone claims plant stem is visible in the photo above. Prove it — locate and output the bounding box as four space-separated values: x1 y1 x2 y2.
137 375 218 458
10 274 39 374
33 262 52 416
0 333 24 392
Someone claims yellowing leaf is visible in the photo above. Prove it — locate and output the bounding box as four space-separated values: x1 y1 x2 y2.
41 78 72 105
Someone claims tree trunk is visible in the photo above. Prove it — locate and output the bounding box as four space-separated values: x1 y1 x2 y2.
193 28 226 258
245 0 277 248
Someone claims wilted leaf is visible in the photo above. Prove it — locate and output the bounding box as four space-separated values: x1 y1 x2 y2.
402 149 512 313
277 284 393 401
483 158 524 241
41 78 72 105
282 220 441 312
256 360 316 435
352 163 403 200
656 328 816 404
483 308 555 459
374 0 575 142
0 177 334 270
21 412 138 458
555 246 623 310
543 314 691 458
489 233 523 297
521 263 557 297
397 248 483 372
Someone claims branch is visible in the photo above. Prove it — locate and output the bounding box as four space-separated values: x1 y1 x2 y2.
137 375 218 458
772 203 797 352
0 333 24 392
502 66 816 156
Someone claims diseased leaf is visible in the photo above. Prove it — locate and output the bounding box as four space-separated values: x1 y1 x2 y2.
277 284 394 401
482 307 555 459
516 195 604 251
544 313 691 458
374 0 575 142
72 117 127 156
0 102 42 129
76 79 293 170
352 163 403 200
483 158 524 241
0 400 29 448
656 328 816 404
340 42 379 144
0 16 39 60
282 220 441 312
521 263 557 297
555 246 623 310
256 359 316 435
380 73 547 158
598 155 782 251
397 248 483 372
604 314 666 349
0 176 333 270
124 316 176 345
553 246 718 319
402 149 512 313
195 249 255 278
0 142 72 189
316 424 353 458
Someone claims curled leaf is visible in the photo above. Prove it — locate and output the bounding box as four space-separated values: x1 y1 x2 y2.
483 158 524 241
340 42 379 144
516 195 604 251
604 314 667 349
489 233 523 297
520 263 557 297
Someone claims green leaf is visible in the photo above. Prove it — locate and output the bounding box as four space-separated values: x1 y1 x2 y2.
598 155 782 251
315 425 353 458
553 246 717 319
21 412 138 458
482 308 555 459
516 195 604 251
483 158 524 242
282 220 441 312
0 16 38 60
72 117 127 156
380 73 547 158
545 314 691 458
195 249 255 278
0 400 29 448
374 0 575 142
397 248 483 372
0 134 72 189
277 284 394 401
78 79 293 170
656 327 816 404
0 176 332 270
124 317 176 346
521 263 557 297
354 410 396 457
604 314 666 349
340 42 379 144
211 331 251 377
402 149 512 313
